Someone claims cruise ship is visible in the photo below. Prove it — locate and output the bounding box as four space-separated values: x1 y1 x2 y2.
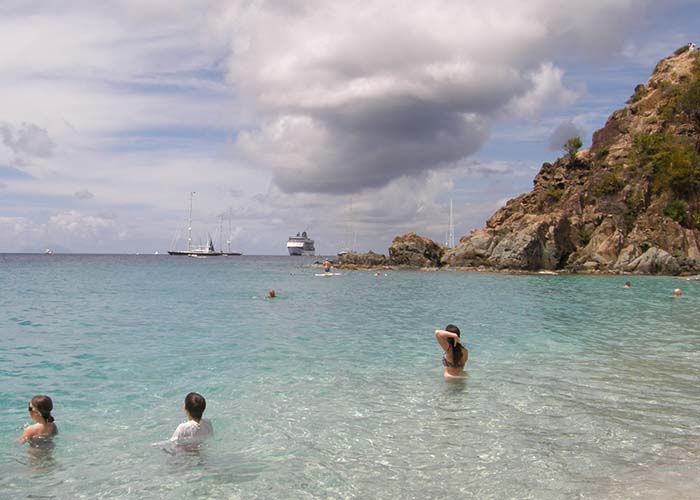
287 231 315 256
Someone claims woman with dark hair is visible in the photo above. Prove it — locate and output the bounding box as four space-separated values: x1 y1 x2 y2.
17 395 58 444
435 325 468 378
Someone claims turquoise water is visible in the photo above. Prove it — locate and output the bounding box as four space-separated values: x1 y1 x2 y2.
1 254 699 499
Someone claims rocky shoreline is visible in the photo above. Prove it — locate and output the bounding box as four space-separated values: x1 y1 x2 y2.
340 49 700 276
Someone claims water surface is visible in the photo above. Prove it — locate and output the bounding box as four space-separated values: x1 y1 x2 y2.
1 255 699 498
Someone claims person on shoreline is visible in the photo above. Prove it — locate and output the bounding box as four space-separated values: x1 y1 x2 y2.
435 325 468 378
673 288 682 298
17 395 58 445
170 392 213 449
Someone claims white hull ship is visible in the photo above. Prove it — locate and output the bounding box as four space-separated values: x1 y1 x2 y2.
287 231 315 256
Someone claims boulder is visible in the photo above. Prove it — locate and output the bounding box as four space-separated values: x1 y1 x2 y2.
338 251 387 267
388 232 444 267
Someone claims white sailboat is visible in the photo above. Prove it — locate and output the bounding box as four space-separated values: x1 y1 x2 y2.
337 197 357 256
168 192 223 256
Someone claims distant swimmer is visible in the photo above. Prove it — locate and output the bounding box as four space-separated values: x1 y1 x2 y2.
323 259 332 273
266 289 276 299
375 271 381 277
170 392 213 450
435 325 468 379
624 281 631 288
17 395 58 445
673 288 682 298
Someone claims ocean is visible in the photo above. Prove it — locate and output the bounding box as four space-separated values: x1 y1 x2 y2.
1 254 699 499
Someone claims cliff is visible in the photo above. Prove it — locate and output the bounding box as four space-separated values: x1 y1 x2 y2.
444 48 700 274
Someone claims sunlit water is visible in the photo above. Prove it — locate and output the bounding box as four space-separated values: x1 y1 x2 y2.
1 254 699 499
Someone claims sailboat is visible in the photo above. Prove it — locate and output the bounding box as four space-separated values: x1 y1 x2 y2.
337 197 357 257
219 214 242 256
168 192 223 256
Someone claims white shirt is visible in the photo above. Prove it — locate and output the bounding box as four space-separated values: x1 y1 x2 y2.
169 418 213 445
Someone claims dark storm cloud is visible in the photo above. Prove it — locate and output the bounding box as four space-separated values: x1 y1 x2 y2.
228 1 646 195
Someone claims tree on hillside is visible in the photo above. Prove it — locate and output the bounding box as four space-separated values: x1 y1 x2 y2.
564 136 583 161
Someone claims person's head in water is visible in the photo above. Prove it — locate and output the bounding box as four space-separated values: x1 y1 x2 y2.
29 395 55 424
624 281 631 288
267 289 276 298
445 324 462 364
674 288 682 297
184 392 206 422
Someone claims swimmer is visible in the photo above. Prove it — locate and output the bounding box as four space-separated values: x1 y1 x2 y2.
673 288 682 298
323 259 331 273
266 289 276 299
17 395 58 444
375 271 381 277
435 325 468 379
170 392 213 448
624 281 631 288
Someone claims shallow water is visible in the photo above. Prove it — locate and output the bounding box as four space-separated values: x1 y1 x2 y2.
1 254 699 499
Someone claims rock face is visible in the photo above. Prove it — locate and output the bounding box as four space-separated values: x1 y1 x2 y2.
444 49 700 274
337 233 444 268
388 232 444 267
338 251 388 267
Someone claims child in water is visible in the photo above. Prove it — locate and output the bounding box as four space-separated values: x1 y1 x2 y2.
170 392 213 448
17 395 58 444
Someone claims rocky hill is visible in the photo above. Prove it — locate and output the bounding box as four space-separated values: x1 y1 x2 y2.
443 48 700 274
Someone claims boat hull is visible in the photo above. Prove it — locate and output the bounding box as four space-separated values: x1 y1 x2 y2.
168 250 223 256
288 248 315 256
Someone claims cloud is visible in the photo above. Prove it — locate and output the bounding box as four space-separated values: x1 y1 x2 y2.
226 0 647 194
0 122 55 159
74 189 94 199
49 210 114 238
548 120 585 151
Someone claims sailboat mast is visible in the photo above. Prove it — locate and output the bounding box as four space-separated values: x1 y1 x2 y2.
188 191 195 252
447 198 455 248
219 214 224 253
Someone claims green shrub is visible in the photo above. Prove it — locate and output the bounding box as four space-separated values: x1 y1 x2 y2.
624 192 643 229
676 78 700 126
664 198 689 225
564 136 583 160
578 226 591 246
675 44 690 56
592 171 625 196
629 84 647 103
545 186 564 202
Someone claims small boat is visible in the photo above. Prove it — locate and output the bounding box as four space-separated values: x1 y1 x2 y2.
44 248 54 255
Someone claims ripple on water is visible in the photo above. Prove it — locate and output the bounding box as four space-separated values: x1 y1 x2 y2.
0 258 699 499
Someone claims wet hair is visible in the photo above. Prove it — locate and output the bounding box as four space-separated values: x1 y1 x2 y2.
445 324 462 366
184 392 206 420
31 395 55 423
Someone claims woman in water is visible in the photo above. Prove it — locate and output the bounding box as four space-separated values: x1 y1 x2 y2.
435 325 468 378
17 395 58 444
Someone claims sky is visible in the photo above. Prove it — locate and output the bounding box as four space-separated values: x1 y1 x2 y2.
1 0 699 255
